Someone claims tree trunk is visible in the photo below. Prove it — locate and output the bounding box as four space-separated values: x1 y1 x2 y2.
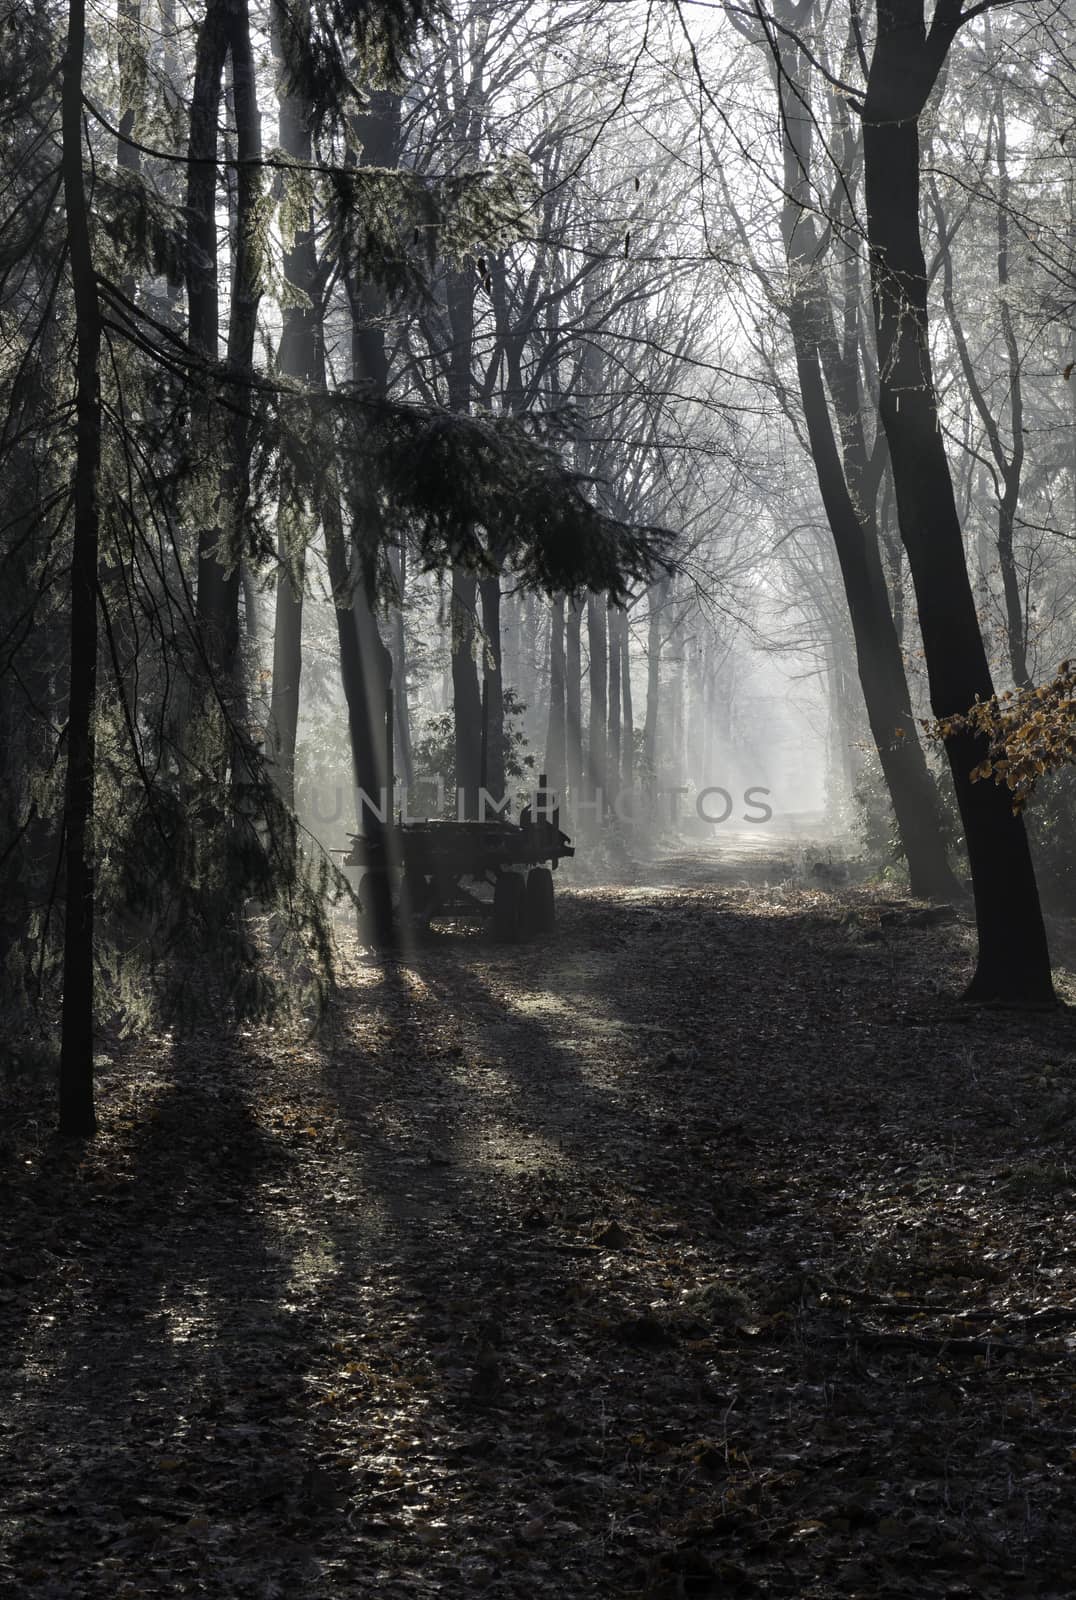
452 568 482 817
997 493 1029 689
340 89 400 826
185 0 226 366
290 84 396 832
700 655 715 790
862 2 1052 1002
442 254 488 813
565 596 583 815
793 319 957 895
266 0 317 806
519 592 540 717
323 502 392 828
993 83 1030 689
642 579 667 814
545 594 567 797
116 0 142 305
607 605 621 801
389 547 413 791
878 473 905 647
586 593 607 825
116 0 142 174
621 608 634 793
59 0 102 1137
214 0 259 686
353 581 395 818
770 6 957 899
670 645 686 801
479 573 505 802
825 631 855 820
501 586 519 707
185 0 229 675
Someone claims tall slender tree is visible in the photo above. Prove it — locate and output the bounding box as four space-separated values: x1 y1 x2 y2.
266 0 319 806
861 0 1053 1000
58 0 103 1136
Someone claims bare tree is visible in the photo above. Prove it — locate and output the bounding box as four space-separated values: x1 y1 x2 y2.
860 0 1052 1000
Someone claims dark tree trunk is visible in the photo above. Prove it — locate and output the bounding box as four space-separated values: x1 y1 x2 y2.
185 0 229 672
565 596 583 814
389 547 413 791
479 573 505 802
792 320 957 895
353 582 395 818
212 0 260 688
266 0 318 806
992 84 1030 689
452 569 483 817
621 607 634 793
340 90 401 825
545 595 567 797
997 494 1029 688
443 256 488 814
324 502 393 828
769 5 957 899
607 605 621 799
587 593 607 825
316 497 391 836
185 1 226 362
878 474 905 647
863 0 1052 1002
501 587 519 709
288 84 396 831
268 563 303 807
59 0 102 1137
116 0 142 173
116 0 142 308
183 0 260 704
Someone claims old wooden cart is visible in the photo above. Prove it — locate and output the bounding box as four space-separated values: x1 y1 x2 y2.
342 777 574 944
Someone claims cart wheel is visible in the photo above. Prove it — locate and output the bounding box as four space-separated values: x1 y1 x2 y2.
526 866 555 936
359 870 394 946
493 871 527 943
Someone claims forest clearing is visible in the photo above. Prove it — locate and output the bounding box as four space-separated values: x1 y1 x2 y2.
4 843 1076 1597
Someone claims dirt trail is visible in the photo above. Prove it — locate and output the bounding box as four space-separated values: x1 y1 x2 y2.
3 853 1076 1597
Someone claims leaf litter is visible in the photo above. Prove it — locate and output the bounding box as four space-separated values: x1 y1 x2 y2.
3 845 1076 1597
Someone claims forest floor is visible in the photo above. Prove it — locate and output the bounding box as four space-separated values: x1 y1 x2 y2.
4 838 1076 1599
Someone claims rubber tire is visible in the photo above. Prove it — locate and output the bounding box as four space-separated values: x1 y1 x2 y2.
359 870 394 946
493 871 527 943
526 866 555 936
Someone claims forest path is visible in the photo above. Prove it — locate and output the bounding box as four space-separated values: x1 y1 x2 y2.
4 860 1076 1597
